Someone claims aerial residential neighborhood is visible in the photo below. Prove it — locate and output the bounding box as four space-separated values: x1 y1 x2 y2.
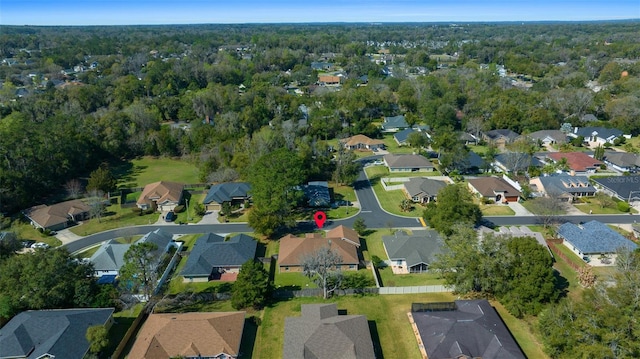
1 16 640 359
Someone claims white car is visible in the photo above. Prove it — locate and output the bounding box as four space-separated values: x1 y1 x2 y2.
31 242 50 249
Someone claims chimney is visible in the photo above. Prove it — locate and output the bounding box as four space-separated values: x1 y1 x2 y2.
574 127 578 134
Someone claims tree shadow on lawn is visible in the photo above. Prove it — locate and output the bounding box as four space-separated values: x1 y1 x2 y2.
553 268 570 299
111 161 146 188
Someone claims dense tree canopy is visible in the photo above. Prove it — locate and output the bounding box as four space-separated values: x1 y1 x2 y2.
231 259 270 310
247 148 306 237
423 184 482 235
432 225 558 317
0 248 108 319
538 248 640 358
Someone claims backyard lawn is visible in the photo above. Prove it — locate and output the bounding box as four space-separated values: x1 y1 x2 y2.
365 167 423 217
361 230 392 261
377 267 443 286
253 293 456 359
114 156 201 189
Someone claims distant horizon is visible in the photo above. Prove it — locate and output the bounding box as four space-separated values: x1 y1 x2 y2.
2 1 639 26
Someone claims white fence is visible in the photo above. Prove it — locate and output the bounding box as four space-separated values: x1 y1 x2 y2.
379 285 452 295
381 177 411 191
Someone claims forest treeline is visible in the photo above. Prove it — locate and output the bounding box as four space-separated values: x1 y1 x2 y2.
1 21 639 212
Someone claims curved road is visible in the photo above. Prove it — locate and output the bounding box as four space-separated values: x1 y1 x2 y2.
63 160 640 252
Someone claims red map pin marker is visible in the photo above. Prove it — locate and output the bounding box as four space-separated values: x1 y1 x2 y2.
313 211 326 228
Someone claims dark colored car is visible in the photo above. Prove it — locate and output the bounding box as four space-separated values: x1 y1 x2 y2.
165 211 176 222
22 240 36 248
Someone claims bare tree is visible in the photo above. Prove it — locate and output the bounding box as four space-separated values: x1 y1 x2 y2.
86 189 105 223
527 194 565 228
465 116 484 142
64 179 84 199
302 245 343 299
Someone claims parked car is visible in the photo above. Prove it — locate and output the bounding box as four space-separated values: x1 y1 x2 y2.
21 240 35 248
165 211 176 222
31 242 50 249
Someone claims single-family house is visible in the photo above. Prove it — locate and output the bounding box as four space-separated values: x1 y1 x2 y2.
592 175 640 202
23 199 91 231
571 126 628 145
525 130 568 145
89 229 175 278
482 129 519 148
461 150 485 174
127 312 246 359
529 174 596 202
278 226 360 272
383 154 435 172
283 303 375 359
342 134 385 151
403 177 448 203
318 74 341 85
0 308 115 359
381 115 409 132
557 220 638 264
394 128 423 146
603 151 640 173
137 181 184 212
411 300 526 359
311 61 333 71
468 177 522 203
493 152 544 173
382 230 445 273
181 233 257 282
203 182 251 211
454 130 475 144
302 181 331 207
547 152 603 175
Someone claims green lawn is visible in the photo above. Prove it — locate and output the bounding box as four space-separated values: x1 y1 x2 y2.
8 219 62 245
573 203 636 215
381 133 421 154
365 165 442 178
331 184 357 202
114 156 201 189
378 267 444 286
69 203 160 236
254 293 456 359
105 304 145 359
371 180 422 217
174 192 206 224
480 204 515 216
491 301 549 359
361 230 390 261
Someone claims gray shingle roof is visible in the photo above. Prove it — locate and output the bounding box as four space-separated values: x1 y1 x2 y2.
203 182 251 205
604 151 640 169
181 233 257 277
494 152 543 172
574 126 623 140
538 174 596 196
0 308 114 359
384 154 434 170
526 130 568 143
412 300 525 359
403 178 447 200
485 129 519 141
593 175 640 200
89 239 131 272
382 230 445 268
303 181 331 207
557 220 637 254
283 304 375 359
382 115 408 129
393 128 418 144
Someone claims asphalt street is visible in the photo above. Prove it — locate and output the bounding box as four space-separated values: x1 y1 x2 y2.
63 159 640 253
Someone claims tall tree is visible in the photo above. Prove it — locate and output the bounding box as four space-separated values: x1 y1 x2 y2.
85 325 109 355
86 164 117 194
423 184 482 235
302 245 344 299
247 148 305 237
0 248 98 319
231 259 270 310
119 242 159 300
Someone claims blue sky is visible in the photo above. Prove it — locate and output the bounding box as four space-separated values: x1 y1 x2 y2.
1 0 639 25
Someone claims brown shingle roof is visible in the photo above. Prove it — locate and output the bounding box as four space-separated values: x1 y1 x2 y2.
326 225 361 247
137 181 184 207
547 152 603 172
127 312 245 359
343 134 384 147
468 177 522 198
278 231 360 267
24 199 90 229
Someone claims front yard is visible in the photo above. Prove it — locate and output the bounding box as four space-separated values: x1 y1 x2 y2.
69 202 160 236
480 204 515 215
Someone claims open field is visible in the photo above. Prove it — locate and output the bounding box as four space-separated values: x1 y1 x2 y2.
114 156 201 189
